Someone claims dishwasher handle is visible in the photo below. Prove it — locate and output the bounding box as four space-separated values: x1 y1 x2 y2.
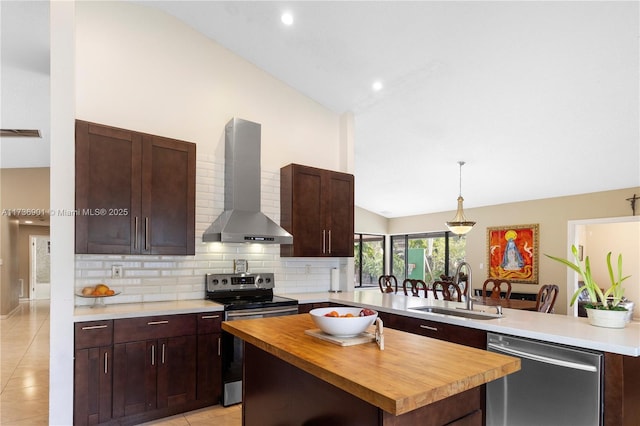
487 342 598 372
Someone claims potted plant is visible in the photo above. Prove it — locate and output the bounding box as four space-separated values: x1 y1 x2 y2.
545 245 631 328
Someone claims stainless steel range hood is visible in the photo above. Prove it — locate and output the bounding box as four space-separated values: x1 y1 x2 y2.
202 118 293 244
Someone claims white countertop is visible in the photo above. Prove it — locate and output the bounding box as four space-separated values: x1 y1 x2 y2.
73 290 640 356
73 299 224 322
328 291 640 357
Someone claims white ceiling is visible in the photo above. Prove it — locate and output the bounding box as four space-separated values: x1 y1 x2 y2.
2 1 639 219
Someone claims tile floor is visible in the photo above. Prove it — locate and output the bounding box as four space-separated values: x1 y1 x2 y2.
0 300 241 426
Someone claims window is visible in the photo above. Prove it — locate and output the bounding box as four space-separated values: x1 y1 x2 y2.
354 234 385 288
390 232 466 284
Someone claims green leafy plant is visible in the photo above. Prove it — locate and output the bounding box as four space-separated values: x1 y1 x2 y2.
603 251 630 309
545 245 629 310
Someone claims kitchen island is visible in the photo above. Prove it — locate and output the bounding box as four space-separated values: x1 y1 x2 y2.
223 313 520 426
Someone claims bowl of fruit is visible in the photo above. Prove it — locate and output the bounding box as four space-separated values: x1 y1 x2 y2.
76 284 120 307
309 307 378 337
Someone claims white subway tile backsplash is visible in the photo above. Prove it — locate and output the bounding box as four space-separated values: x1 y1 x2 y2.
74 158 339 304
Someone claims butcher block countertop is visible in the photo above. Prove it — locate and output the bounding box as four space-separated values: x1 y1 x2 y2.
222 313 520 416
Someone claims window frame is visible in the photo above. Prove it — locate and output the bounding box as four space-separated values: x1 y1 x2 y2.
390 231 464 283
354 233 386 288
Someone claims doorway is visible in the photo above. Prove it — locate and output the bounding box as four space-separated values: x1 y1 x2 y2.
29 235 51 300
567 216 640 317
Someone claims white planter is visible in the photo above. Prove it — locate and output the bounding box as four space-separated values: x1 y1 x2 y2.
585 307 629 328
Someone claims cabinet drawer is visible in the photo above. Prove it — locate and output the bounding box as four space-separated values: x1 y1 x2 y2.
196 312 223 334
75 320 113 349
113 314 196 343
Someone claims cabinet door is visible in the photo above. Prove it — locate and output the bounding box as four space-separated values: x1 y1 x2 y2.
141 135 196 255
196 313 222 404
281 164 354 257
197 333 222 404
113 341 157 417
390 315 486 349
75 120 142 254
157 335 197 408
325 172 354 256
74 346 112 425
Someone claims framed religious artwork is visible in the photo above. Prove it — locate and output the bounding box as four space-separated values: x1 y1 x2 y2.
486 224 539 284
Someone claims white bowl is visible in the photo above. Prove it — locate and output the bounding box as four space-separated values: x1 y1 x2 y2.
309 307 378 337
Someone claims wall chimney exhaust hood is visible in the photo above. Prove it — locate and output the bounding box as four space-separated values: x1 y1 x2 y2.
202 118 293 244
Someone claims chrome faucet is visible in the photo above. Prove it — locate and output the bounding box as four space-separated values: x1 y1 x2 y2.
455 262 473 310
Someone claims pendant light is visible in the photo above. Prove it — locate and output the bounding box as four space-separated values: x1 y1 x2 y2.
446 161 476 235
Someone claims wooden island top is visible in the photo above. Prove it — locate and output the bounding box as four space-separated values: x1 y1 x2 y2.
222 313 520 416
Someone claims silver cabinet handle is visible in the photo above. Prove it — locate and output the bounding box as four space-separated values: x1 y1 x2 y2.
322 230 326 253
420 324 439 332
81 324 108 330
104 351 108 374
151 344 155 366
147 320 169 325
201 315 220 320
134 217 139 249
161 343 166 364
144 217 149 251
217 337 221 357
328 230 332 254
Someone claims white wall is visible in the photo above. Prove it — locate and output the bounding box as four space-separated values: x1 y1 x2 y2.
71 1 354 301
583 221 640 311
50 2 354 422
49 2 76 423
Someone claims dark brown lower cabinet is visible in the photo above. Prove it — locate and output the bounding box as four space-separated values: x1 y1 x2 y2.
387 314 487 349
74 321 114 426
243 342 482 426
112 316 198 421
74 346 113 425
196 313 223 404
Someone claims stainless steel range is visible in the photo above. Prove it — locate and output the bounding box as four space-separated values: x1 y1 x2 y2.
205 272 298 406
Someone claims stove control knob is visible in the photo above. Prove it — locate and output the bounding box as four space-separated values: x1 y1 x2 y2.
257 278 263 284
212 278 219 285
221 278 228 285
265 277 271 283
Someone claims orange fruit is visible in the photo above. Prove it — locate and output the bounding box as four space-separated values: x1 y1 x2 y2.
106 289 115 296
95 284 109 295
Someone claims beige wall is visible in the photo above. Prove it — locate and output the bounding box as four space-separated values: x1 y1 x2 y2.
0 167 50 316
355 206 389 235
383 186 640 315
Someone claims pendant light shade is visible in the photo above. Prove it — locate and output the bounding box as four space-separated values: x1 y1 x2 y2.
446 161 476 235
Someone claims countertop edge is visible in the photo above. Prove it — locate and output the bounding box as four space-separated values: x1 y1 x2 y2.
222 316 521 415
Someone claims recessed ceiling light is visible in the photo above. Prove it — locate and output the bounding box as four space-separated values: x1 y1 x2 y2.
281 12 294 26
372 80 383 92
24 220 33 224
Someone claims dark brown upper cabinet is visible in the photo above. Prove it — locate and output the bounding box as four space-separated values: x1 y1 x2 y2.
75 120 195 255
280 164 354 257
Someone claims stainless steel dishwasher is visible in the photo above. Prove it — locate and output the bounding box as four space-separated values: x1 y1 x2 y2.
486 333 603 426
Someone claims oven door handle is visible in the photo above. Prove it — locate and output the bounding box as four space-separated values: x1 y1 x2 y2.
226 307 298 318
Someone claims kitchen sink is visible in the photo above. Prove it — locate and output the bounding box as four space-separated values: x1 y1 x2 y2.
409 306 502 320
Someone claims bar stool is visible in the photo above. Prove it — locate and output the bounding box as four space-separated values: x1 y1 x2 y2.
535 284 559 313
482 278 512 299
402 279 428 297
378 275 398 294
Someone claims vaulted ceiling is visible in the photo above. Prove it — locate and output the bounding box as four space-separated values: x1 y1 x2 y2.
2 1 638 218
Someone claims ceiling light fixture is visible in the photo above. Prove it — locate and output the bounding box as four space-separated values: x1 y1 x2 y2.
372 80 383 91
446 161 476 235
281 12 294 26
